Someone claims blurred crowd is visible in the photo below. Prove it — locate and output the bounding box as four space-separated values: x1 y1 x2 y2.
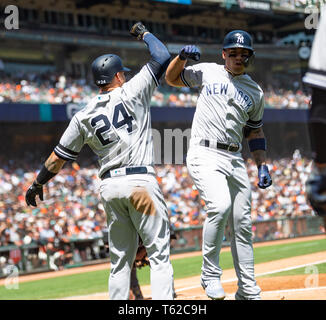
264 88 310 109
0 150 321 273
0 71 310 109
249 150 313 221
157 150 315 230
0 163 108 272
0 72 95 105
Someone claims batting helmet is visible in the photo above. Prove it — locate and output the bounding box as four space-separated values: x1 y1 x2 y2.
223 30 254 67
223 30 254 52
91 54 131 86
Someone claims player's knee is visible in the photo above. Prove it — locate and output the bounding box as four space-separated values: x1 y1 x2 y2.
234 217 252 242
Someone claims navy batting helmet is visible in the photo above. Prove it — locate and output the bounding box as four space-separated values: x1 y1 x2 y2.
223 30 254 66
223 30 254 52
91 54 131 86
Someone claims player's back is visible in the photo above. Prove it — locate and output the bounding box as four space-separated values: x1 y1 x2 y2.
72 65 156 177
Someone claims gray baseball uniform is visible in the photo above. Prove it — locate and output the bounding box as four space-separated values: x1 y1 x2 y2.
55 65 174 300
182 63 263 299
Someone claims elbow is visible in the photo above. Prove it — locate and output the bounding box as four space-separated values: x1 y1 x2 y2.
161 52 171 70
152 47 170 69
165 75 180 87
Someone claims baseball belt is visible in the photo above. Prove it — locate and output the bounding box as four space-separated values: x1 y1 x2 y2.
199 139 240 152
101 166 155 180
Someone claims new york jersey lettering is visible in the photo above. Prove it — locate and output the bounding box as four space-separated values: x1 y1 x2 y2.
205 83 229 96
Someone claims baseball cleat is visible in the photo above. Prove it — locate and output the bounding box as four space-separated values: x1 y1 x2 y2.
200 277 226 300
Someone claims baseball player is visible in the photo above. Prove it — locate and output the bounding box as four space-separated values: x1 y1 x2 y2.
165 30 272 300
303 7 326 230
25 22 175 300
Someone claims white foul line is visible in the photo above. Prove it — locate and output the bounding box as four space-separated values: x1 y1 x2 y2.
254 259 326 278
59 258 326 299
175 259 326 293
178 286 326 300
262 286 326 295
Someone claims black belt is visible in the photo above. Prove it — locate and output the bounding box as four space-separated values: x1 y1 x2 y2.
101 166 152 180
199 139 240 152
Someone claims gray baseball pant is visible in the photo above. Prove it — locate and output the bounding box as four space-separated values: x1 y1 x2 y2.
100 173 174 300
187 144 261 299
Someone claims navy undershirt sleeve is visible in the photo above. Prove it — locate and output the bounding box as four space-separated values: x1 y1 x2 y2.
143 33 171 81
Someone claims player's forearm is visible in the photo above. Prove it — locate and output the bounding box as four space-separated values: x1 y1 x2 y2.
35 152 66 185
246 127 267 167
165 55 187 86
44 152 66 173
250 150 266 167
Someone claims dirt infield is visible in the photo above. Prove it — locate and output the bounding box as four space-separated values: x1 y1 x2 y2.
2 235 325 300
59 250 326 300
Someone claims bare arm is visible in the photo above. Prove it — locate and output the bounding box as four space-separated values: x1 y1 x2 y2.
165 55 187 87
35 152 66 184
245 127 267 167
44 152 66 173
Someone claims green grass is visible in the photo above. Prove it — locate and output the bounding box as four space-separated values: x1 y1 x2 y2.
258 263 326 278
139 238 326 284
253 238 326 263
0 238 325 300
0 269 110 300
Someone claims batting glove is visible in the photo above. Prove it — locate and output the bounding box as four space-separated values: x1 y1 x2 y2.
130 21 149 40
257 164 272 189
306 171 326 217
179 45 201 61
25 181 44 207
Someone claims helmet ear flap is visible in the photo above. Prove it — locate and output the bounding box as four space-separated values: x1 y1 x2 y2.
244 51 255 67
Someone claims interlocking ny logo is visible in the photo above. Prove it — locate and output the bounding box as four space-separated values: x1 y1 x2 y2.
236 33 244 43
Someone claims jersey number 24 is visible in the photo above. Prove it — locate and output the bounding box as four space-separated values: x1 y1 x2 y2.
91 103 135 146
